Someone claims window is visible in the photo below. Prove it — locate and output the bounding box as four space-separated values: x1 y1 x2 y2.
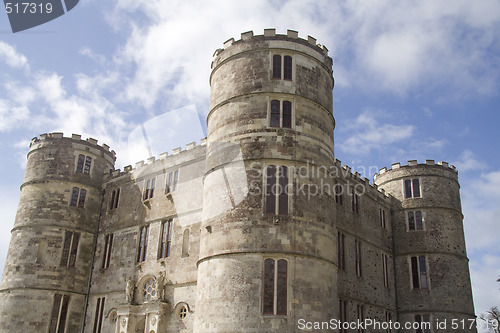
337 232 345 271
414 314 431 333
143 278 157 302
272 54 292 80
265 165 289 216
270 100 292 128
355 239 362 277
263 258 287 315
338 300 347 333
49 293 70 333
335 184 343 205
411 256 428 289
92 297 105 333
158 219 173 259
404 179 421 198
380 208 386 228
137 225 149 262
143 178 156 200
382 253 389 287
178 305 188 320
70 187 86 208
166 170 179 193
76 154 92 175
182 229 190 258
60 231 80 268
408 211 424 230
385 311 393 333
352 192 360 214
101 234 113 269
357 304 365 333
109 189 120 210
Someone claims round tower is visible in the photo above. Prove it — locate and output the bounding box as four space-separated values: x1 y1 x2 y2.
0 133 115 332
195 29 336 332
374 160 476 332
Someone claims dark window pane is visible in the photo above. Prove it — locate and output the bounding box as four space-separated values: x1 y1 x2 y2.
114 189 120 209
408 211 415 230
270 100 280 128
166 220 173 257
84 156 92 174
173 170 179 191
415 211 423 230
70 187 79 206
144 179 150 200
68 232 80 267
282 101 292 128
49 293 62 333
413 179 421 197
272 55 281 79
93 298 101 333
57 294 70 333
109 191 115 210
76 154 84 173
97 297 105 333
263 259 275 314
404 179 412 198
102 235 109 269
411 256 420 288
78 189 86 208
419 256 428 288
284 56 292 80
278 166 288 215
276 259 287 315
60 231 72 267
265 166 277 215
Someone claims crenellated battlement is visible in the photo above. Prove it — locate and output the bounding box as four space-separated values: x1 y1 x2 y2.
212 28 331 69
109 138 207 178
331 158 388 198
374 159 458 181
29 132 116 160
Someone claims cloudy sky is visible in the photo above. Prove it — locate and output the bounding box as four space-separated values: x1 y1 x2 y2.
1 0 499 327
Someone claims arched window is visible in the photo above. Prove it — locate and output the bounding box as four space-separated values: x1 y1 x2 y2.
265 165 289 216
272 54 293 81
143 278 157 302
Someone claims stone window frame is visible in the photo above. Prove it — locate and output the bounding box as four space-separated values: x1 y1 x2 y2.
174 302 191 320
75 153 93 175
407 210 425 231
101 233 113 269
137 225 150 263
70 187 87 208
338 299 348 333
403 178 422 199
49 293 70 333
382 252 389 288
263 164 290 216
354 239 362 277
356 303 365 333
414 313 432 333
385 311 394 333
352 191 360 215
109 188 120 210
166 169 179 194
143 177 156 201
337 231 346 271
379 207 387 228
271 53 294 81
267 97 295 129
92 297 106 333
60 230 80 268
335 184 344 205
158 219 173 259
409 255 430 289
262 257 288 316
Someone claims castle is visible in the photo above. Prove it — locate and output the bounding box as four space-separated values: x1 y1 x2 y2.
0 30 476 333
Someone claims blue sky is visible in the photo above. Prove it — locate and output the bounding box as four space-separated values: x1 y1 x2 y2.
0 0 499 327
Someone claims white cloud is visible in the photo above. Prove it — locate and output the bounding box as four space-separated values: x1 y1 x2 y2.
0 100 30 132
455 150 487 173
339 110 415 155
0 42 29 70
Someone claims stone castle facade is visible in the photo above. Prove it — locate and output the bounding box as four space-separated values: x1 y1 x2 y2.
0 30 476 332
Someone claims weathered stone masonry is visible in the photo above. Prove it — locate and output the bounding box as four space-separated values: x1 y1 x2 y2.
0 29 476 333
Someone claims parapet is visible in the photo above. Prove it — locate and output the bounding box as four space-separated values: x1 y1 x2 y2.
29 132 116 160
374 159 458 181
109 138 207 179
212 28 331 68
